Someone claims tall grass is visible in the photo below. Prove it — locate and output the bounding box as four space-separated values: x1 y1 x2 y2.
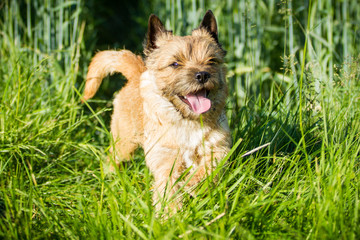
1 0 360 239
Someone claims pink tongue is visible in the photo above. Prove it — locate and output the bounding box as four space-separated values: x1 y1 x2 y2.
185 89 211 114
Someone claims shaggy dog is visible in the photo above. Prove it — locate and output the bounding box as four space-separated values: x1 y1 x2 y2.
83 10 231 211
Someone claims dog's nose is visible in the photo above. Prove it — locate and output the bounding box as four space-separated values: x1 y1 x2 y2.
195 71 210 84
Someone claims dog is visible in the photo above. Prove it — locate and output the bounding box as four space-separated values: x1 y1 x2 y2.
83 10 231 211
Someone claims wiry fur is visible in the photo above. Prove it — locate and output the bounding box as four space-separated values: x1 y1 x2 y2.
83 10 231 212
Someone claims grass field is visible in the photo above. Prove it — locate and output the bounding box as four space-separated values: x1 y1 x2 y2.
1 0 360 239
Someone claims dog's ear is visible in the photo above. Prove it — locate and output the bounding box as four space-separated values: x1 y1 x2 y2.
199 10 219 44
146 14 171 51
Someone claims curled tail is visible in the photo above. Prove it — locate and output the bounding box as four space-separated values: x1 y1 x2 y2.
83 50 146 101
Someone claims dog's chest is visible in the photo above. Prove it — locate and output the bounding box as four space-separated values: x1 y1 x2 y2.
176 122 205 148
167 121 207 168
143 118 208 164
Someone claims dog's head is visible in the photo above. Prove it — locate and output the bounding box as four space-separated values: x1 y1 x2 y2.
144 10 227 122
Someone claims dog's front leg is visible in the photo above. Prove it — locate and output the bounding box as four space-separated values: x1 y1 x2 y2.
146 149 185 212
185 148 228 192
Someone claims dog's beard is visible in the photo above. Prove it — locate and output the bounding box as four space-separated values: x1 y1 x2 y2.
161 83 223 121
155 69 225 120
159 80 212 116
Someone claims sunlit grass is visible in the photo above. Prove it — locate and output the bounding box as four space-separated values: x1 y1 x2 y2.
1 0 360 239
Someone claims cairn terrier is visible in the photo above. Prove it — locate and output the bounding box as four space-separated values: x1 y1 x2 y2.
83 10 231 211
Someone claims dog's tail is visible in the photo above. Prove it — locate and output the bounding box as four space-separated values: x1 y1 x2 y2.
83 50 146 101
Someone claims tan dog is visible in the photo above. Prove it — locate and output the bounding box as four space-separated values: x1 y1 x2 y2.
83 10 231 211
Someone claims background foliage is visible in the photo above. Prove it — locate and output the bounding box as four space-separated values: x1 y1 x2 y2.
1 0 360 239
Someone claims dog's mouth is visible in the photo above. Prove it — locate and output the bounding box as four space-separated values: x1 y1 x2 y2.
179 89 211 114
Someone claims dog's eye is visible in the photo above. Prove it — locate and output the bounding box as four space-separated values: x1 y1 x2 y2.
208 59 219 65
170 62 179 68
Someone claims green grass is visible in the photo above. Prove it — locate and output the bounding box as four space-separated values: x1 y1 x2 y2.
1 0 360 239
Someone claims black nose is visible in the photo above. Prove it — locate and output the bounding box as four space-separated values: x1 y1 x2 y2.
195 71 211 84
